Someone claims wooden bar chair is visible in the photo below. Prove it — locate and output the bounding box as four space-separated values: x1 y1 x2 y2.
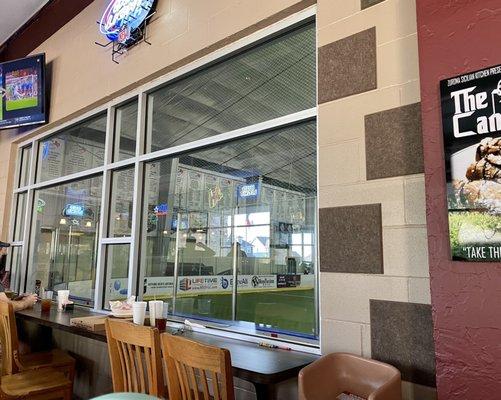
160 333 235 400
105 318 165 398
0 367 72 399
0 302 75 382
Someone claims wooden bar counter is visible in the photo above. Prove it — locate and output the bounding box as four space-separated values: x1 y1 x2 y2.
16 305 318 400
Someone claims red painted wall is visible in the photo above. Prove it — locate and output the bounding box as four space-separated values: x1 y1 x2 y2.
416 1 501 398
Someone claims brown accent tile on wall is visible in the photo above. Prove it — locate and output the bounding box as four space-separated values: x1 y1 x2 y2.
319 204 383 273
361 0 386 10
318 27 377 103
365 102 424 180
370 300 436 387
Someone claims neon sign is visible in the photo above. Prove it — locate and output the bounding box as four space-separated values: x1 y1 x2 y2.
154 203 169 216
237 183 260 201
100 0 155 43
63 204 86 218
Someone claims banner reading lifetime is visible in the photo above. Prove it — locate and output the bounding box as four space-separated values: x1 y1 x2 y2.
440 65 501 262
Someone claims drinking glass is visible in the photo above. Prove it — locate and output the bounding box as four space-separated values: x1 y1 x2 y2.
57 290 70 311
132 302 147 325
148 301 163 327
41 290 53 313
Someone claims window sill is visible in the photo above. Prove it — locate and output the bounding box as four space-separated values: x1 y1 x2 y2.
167 314 320 355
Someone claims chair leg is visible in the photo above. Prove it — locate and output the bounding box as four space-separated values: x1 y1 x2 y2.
63 386 72 400
67 364 76 394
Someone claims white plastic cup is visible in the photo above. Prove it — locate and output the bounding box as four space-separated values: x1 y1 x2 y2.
57 290 70 311
149 301 163 327
133 302 147 325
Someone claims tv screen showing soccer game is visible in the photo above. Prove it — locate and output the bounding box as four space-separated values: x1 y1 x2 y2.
0 54 47 130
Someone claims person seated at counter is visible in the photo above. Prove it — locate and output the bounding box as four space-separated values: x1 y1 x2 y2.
0 241 37 311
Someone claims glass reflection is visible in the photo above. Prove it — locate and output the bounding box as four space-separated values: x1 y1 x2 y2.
29 176 102 306
37 113 106 183
104 244 130 307
141 121 317 335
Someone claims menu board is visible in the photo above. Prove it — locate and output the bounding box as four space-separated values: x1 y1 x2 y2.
41 136 105 182
221 178 234 209
41 138 65 179
187 171 204 210
175 167 188 208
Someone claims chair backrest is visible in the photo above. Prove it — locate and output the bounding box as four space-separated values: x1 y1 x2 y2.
0 302 20 375
161 333 235 400
105 319 164 397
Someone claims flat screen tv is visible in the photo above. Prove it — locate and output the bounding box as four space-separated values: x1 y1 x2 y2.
0 53 47 130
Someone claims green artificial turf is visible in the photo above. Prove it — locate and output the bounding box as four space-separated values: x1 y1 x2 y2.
6 97 38 111
146 288 316 336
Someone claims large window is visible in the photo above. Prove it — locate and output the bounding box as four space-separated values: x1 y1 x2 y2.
37 113 107 182
10 17 317 343
146 23 316 152
141 122 316 335
28 176 103 306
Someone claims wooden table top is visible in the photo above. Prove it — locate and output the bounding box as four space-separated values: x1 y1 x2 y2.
16 305 319 385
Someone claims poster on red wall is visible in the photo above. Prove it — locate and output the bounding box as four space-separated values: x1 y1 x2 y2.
440 65 501 262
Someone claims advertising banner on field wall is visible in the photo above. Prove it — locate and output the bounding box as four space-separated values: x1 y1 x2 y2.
135 274 315 298
440 65 501 262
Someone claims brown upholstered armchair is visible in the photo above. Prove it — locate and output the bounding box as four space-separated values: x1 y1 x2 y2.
298 353 402 400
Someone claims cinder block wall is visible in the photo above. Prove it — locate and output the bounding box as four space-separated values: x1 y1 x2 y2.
316 1 436 399
0 1 437 399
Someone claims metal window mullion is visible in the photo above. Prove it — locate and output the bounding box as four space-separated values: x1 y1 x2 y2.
231 209 238 321
127 161 143 300
5 190 19 289
7 192 19 248
94 171 111 310
16 103 111 148
12 148 23 194
314 10 320 339
20 189 36 293
105 158 136 171
29 166 106 191
101 237 132 245
138 108 316 164
171 213 181 314
112 107 121 163
129 92 147 301
94 107 114 310
4 210 22 292
313 197 320 338
20 142 39 292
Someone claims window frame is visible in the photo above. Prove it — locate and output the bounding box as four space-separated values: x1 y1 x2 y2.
9 6 320 352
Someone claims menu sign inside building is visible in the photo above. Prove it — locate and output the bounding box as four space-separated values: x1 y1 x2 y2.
440 65 501 262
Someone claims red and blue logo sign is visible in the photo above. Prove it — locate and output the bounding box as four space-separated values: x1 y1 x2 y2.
99 0 155 42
